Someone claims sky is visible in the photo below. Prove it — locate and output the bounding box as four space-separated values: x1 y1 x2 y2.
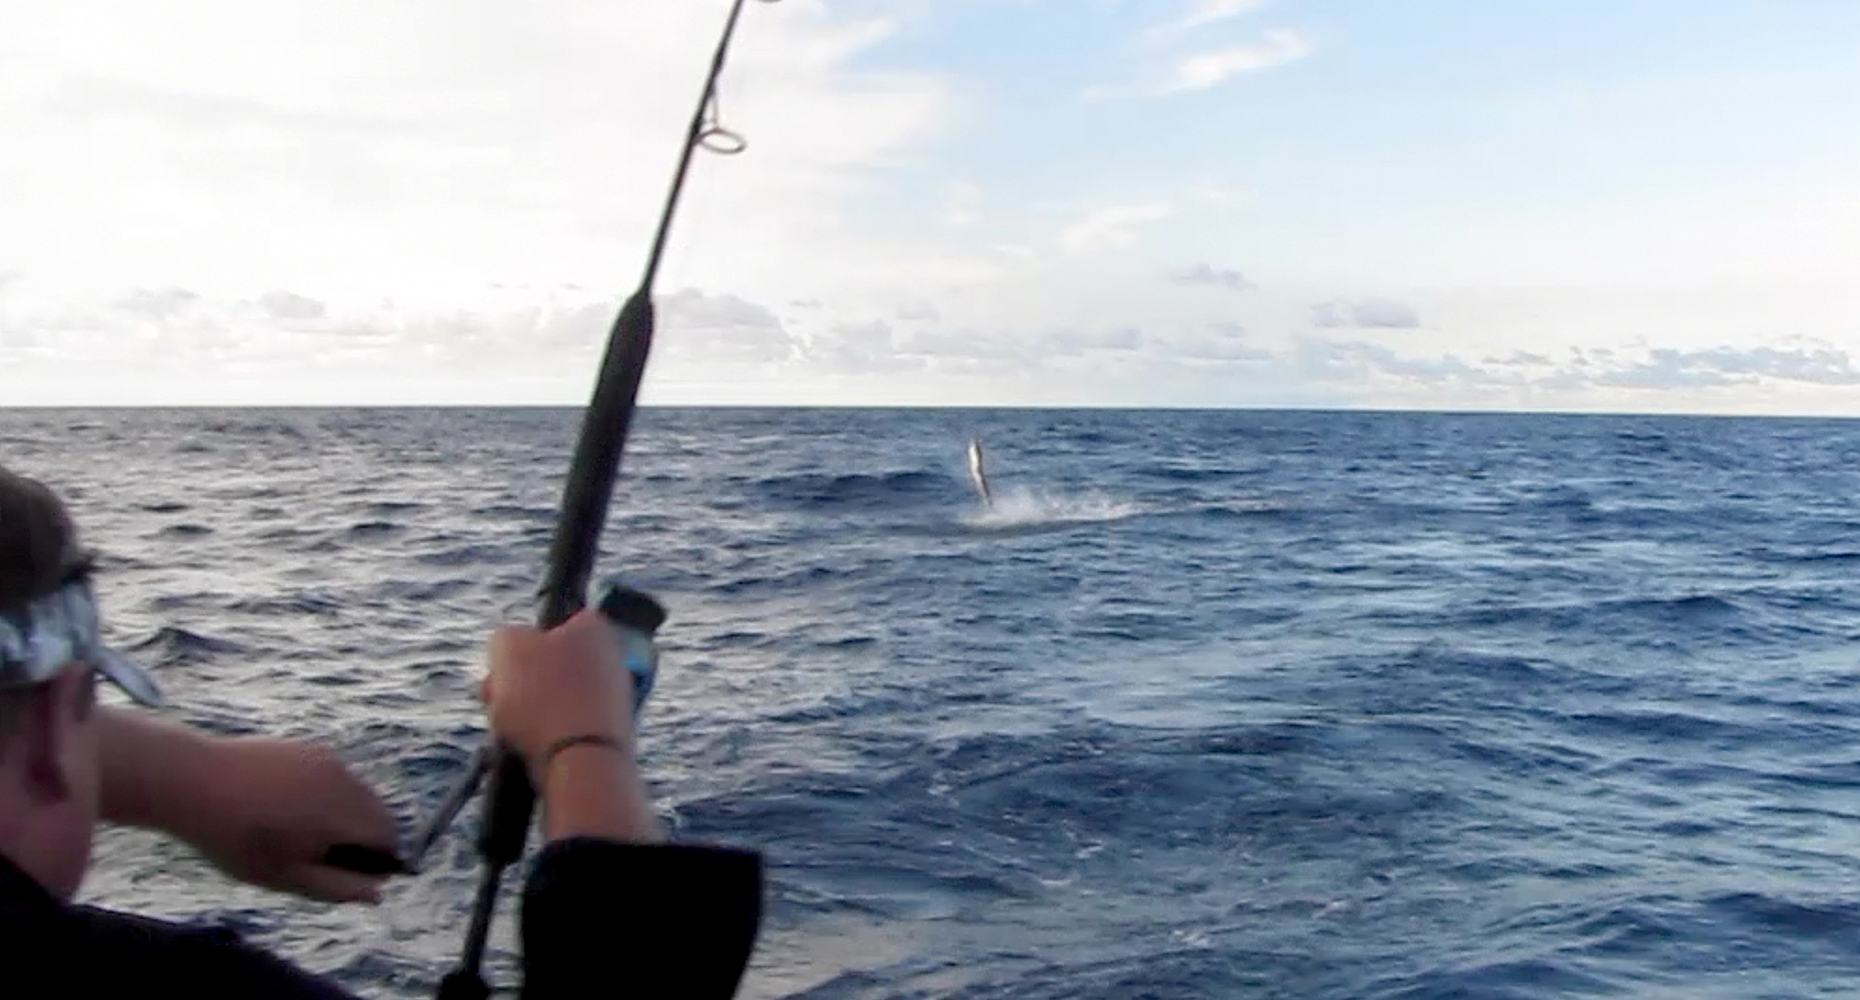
3 0 1859 412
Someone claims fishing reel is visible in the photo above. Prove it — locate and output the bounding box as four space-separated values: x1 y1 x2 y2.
327 577 668 878
595 576 667 715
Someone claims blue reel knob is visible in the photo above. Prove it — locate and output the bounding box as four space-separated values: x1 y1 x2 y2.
594 577 665 715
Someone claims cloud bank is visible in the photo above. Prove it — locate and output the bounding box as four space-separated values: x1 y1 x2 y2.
8 271 1855 412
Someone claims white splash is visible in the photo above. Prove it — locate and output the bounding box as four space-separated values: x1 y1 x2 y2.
959 485 1143 531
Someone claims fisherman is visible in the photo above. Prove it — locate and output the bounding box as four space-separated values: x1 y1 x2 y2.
0 465 763 997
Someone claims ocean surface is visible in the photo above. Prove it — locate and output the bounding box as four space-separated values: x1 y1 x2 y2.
6 406 1860 999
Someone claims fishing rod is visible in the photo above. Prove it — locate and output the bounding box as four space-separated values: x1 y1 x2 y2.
344 3 781 996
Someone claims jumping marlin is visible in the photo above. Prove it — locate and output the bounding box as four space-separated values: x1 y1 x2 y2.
967 436 993 508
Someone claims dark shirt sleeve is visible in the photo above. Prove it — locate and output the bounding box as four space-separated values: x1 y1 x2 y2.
519 838 764 1000
57 904 362 999
2 839 760 999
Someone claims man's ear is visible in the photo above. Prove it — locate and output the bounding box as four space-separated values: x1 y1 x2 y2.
19 671 85 804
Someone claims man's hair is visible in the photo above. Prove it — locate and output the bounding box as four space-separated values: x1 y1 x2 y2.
0 466 87 750
0 466 85 614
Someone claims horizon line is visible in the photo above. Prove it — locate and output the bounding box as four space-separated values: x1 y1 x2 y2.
4 402 1859 422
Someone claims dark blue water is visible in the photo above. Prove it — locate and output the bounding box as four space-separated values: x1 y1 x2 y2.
6 407 1860 999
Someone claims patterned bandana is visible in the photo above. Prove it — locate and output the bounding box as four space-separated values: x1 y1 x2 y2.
0 580 162 706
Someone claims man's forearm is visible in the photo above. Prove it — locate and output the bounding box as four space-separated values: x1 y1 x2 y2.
96 706 220 839
539 743 666 845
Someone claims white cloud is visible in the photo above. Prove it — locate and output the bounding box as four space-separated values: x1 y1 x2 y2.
258 290 327 321
1170 263 1252 291
1159 29 1313 93
797 319 924 374
1056 202 1174 254
1041 325 1145 355
1148 0 1269 37
1175 339 1273 363
1587 346 1860 389
0 0 953 307
945 181 984 228
113 287 201 321
1188 179 1251 207
1483 350 1554 367
657 287 795 364
1313 298 1421 329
